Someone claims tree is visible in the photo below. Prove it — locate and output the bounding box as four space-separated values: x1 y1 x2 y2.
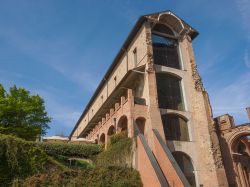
0 84 51 140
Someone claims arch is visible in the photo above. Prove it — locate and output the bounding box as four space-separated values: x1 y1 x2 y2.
161 113 189 141
166 111 188 121
158 13 185 35
156 73 184 110
236 139 250 156
94 139 98 144
227 125 250 154
152 23 175 36
226 126 250 186
172 151 196 187
117 115 128 132
99 133 105 145
135 117 146 135
107 125 116 140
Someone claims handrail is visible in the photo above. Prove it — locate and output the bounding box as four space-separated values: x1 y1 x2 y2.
134 123 169 187
152 129 191 187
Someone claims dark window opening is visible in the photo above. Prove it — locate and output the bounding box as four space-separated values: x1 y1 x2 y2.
156 73 184 110
161 114 189 141
134 97 146 105
152 34 180 69
172 152 196 187
153 23 175 36
133 48 137 66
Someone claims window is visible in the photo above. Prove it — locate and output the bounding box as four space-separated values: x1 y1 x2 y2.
161 114 189 141
156 73 184 110
114 76 117 87
172 152 196 187
133 48 137 66
152 24 180 69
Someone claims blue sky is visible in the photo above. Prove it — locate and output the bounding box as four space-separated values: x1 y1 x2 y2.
0 0 249 136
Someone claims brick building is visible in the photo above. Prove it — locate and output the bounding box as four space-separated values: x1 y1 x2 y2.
70 10 250 187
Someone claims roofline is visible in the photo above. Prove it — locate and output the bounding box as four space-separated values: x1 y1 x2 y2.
69 10 199 138
69 16 147 138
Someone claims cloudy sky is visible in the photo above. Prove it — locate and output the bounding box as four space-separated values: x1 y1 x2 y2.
0 0 249 136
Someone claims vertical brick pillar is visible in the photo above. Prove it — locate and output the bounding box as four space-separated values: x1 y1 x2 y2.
127 89 134 138
144 21 166 151
121 96 125 105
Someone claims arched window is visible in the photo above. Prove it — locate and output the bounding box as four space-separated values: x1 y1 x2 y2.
107 125 115 142
156 73 184 110
152 23 180 69
99 133 105 145
117 116 128 132
233 135 250 156
172 152 196 187
161 114 189 141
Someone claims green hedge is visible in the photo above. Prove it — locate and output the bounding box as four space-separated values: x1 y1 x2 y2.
17 166 142 187
38 142 102 158
0 134 49 186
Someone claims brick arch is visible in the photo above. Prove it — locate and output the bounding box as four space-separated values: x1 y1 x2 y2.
135 117 146 135
99 133 105 145
117 115 128 132
227 125 250 153
107 125 116 142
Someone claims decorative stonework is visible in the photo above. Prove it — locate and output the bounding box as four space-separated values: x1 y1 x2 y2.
226 124 250 150
190 60 204 92
145 23 154 73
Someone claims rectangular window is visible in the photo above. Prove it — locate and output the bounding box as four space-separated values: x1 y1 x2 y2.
152 34 180 69
133 48 137 67
156 73 184 110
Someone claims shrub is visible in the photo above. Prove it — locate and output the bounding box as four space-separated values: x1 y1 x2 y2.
95 132 133 167
18 166 142 187
38 142 102 158
0 134 49 186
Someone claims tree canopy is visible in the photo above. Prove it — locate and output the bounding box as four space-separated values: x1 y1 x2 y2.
0 84 51 140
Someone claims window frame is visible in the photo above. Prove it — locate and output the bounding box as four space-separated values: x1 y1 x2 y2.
161 113 190 141
156 72 185 111
151 23 182 70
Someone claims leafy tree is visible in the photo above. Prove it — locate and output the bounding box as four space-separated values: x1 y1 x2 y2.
0 84 51 140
